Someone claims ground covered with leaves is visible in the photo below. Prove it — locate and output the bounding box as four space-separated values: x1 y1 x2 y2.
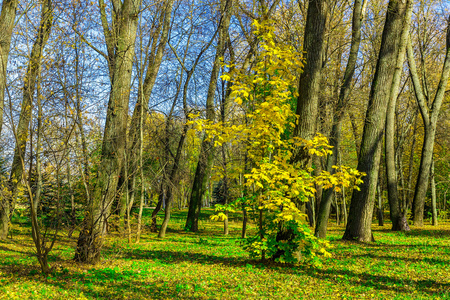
1 209 449 299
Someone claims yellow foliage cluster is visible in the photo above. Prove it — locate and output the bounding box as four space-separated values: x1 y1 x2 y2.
189 19 364 262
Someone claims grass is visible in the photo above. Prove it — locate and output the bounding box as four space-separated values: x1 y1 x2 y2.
1 208 450 299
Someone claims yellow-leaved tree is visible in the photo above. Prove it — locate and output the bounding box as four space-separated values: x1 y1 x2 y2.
190 19 364 264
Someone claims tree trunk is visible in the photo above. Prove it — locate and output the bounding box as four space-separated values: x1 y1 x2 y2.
335 193 340 226
150 190 164 232
293 0 328 167
342 184 347 225
0 0 18 136
348 111 361 160
29 55 51 274
241 206 247 239
343 0 408 242
431 159 438 226
158 122 189 238
73 34 91 207
377 183 384 226
136 185 145 243
385 0 412 231
0 0 53 240
66 143 76 238
158 190 173 238
185 0 232 232
127 0 174 236
408 16 450 226
315 0 364 238
185 140 215 232
75 0 142 263
405 115 418 215
222 145 229 235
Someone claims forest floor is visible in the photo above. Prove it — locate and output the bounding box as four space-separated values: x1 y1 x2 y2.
0 208 449 299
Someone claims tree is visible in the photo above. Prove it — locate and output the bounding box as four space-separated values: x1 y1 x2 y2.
315 0 365 238
343 0 409 242
407 15 450 226
185 0 232 232
75 0 143 263
134 0 175 242
1 0 53 240
293 0 328 167
0 0 18 137
384 0 413 231
197 18 362 263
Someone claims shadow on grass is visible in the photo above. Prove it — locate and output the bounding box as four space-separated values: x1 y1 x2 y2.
2 246 449 298
402 229 450 239
301 266 450 296
0 260 205 299
53 269 201 300
0 244 34 256
118 248 251 267
116 248 450 296
374 228 450 238
349 253 450 265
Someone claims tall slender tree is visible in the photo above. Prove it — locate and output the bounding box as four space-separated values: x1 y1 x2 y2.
185 0 232 232
126 0 174 236
75 0 142 263
407 16 450 226
0 0 18 137
343 0 408 242
315 0 365 238
384 0 413 231
0 0 53 240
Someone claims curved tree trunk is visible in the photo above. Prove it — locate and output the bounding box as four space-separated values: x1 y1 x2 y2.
1 0 53 240
408 17 450 226
0 0 18 137
158 122 189 238
343 0 408 242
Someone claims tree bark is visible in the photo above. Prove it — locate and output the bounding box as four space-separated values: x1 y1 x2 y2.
405 114 418 214
385 0 412 231
185 0 232 232
293 0 328 167
343 0 408 242
75 0 142 263
431 159 438 226
28 56 52 274
158 122 189 238
150 189 164 232
1 0 53 240
127 0 174 231
315 0 364 238
377 182 384 226
0 0 18 136
408 16 450 226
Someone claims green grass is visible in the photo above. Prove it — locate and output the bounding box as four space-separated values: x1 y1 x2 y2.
1 209 450 299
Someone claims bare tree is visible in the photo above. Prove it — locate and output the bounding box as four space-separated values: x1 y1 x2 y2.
0 0 18 136
407 15 450 226
75 0 143 263
185 0 232 232
1 0 53 240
